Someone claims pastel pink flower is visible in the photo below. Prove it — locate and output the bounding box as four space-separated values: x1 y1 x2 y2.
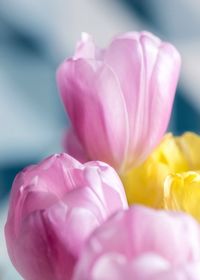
5 153 127 280
73 206 200 280
57 31 181 173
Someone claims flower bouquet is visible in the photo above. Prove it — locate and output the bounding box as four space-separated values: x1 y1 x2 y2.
5 31 200 279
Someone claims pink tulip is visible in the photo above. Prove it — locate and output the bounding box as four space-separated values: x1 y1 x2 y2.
73 206 200 280
5 153 127 280
57 31 181 173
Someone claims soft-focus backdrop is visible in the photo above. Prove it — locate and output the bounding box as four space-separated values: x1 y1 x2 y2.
1 1 200 278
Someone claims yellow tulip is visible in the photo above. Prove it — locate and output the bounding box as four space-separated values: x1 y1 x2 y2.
121 132 200 209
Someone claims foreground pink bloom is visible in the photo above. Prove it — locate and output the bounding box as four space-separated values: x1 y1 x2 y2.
73 206 200 280
57 31 181 173
5 153 127 280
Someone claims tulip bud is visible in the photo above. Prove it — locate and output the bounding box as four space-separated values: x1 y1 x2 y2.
57 31 181 173
5 153 127 280
73 206 200 280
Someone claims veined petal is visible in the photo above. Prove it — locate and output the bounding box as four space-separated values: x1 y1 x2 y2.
57 58 129 171
13 209 76 280
85 161 128 210
104 32 181 169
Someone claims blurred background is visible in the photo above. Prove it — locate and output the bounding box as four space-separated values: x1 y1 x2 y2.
1 0 200 278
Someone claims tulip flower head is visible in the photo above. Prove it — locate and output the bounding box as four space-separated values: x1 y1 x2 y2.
73 206 200 280
57 31 181 174
5 153 127 280
122 132 200 209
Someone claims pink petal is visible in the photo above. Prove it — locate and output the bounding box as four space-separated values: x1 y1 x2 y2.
57 59 129 171
74 33 104 60
63 127 89 163
73 206 200 280
13 209 76 280
104 32 181 169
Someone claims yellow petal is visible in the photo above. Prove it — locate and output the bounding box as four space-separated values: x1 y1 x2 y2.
121 133 194 208
121 156 169 208
164 171 200 221
151 133 189 172
176 132 200 170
